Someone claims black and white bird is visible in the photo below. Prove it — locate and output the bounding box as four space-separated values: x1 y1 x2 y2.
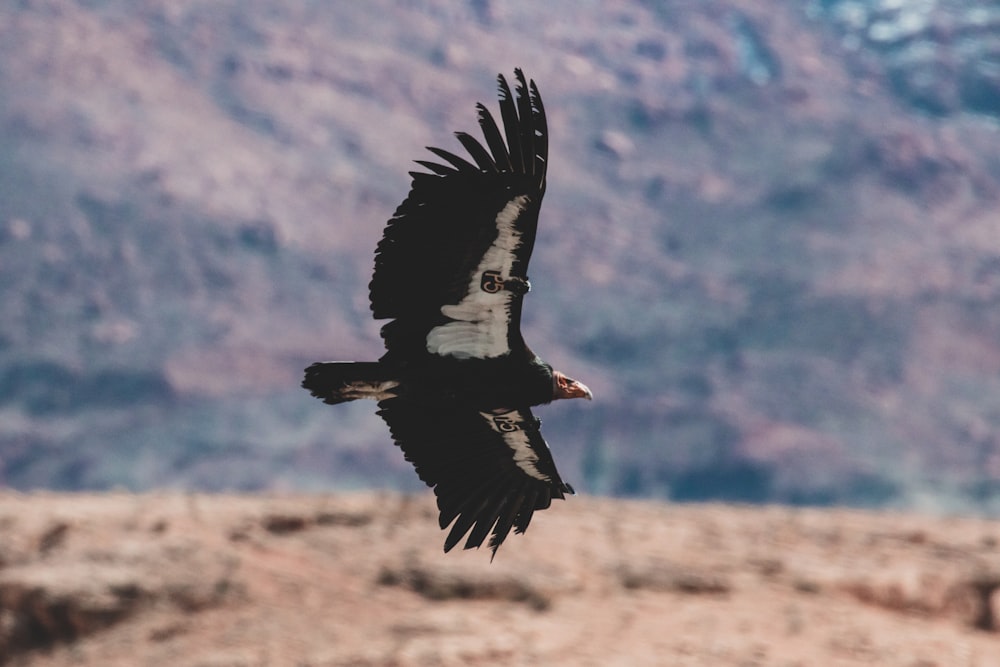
303 69 592 557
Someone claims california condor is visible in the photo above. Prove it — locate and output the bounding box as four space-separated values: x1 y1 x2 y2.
303 69 592 557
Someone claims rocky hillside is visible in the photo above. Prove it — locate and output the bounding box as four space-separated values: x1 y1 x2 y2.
1 492 999 666
1 0 1000 511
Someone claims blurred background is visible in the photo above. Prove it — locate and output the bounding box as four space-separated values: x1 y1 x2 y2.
2 0 1000 515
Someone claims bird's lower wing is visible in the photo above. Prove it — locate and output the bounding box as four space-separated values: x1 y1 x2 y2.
376 399 573 557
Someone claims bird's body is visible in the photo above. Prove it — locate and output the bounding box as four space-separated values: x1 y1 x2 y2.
303 69 591 557
306 353 559 411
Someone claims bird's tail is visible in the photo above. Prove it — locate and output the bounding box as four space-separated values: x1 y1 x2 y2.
302 362 400 405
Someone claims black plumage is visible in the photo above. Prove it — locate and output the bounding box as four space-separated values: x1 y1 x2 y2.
303 69 591 557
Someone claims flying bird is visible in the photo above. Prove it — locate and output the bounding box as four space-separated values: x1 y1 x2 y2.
303 69 592 557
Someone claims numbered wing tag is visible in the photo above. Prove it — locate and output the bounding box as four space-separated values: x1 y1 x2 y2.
480 270 505 294
480 270 530 295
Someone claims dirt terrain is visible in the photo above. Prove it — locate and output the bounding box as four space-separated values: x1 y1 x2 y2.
1 492 998 666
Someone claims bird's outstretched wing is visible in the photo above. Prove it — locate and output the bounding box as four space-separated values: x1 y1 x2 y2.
369 69 548 362
377 398 573 557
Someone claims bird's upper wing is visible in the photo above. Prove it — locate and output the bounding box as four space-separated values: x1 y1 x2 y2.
377 397 573 557
370 69 548 362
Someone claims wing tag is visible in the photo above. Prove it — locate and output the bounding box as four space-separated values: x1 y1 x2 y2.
480 271 530 295
480 270 504 294
492 414 520 432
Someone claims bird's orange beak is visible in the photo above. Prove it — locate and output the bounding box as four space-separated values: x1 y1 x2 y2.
553 371 593 401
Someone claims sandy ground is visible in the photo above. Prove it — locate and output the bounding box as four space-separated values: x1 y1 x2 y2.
0 491 998 666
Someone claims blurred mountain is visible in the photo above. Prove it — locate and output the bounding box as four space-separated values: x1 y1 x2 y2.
2 0 1000 512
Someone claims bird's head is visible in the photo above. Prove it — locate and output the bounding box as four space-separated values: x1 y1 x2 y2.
552 370 593 401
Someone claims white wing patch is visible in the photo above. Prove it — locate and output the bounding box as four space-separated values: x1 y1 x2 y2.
481 409 549 482
426 195 529 359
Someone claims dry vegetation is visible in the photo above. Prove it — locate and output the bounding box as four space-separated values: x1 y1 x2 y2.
1 492 998 666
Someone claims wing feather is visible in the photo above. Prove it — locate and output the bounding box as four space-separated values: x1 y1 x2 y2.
512 485 540 536
496 75 523 173
443 474 508 551
413 159 455 176
455 131 497 173
462 490 510 551
425 146 479 173
513 69 534 177
529 79 548 186
476 103 512 172
487 484 528 555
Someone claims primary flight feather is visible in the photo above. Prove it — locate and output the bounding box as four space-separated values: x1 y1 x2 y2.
303 69 592 557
